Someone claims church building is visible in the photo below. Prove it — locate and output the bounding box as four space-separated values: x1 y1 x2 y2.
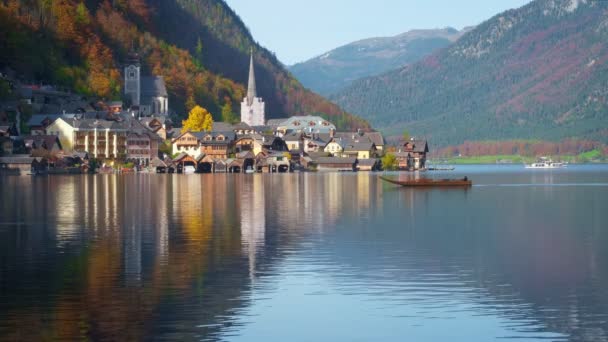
241 52 265 126
124 53 169 117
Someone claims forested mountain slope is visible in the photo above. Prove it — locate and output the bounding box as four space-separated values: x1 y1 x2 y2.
0 0 369 129
332 0 608 145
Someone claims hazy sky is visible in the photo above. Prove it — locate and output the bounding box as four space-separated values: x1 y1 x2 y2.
224 0 533 65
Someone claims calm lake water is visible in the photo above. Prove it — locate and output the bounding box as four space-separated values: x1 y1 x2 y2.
1 165 607 341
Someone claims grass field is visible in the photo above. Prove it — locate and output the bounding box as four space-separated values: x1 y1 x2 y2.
430 150 607 165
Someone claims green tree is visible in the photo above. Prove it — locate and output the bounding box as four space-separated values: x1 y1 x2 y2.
381 153 398 171
182 105 214 132
75 2 90 25
221 102 238 124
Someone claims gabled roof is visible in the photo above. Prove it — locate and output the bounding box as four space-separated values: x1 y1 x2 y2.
202 131 236 141
233 122 252 130
172 130 202 142
150 157 167 168
365 132 385 146
283 133 301 142
403 140 429 153
306 151 332 159
344 142 375 152
307 138 328 147
140 116 168 126
22 135 62 150
333 131 384 146
167 127 182 139
236 151 255 159
56 117 131 131
172 152 195 162
358 158 380 166
211 122 235 132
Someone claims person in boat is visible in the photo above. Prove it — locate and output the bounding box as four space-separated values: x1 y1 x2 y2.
463 176 468 181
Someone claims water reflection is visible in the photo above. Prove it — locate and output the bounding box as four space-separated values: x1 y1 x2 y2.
241 176 265 281
0 167 607 341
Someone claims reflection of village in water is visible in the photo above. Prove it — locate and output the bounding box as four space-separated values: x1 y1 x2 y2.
0 173 607 341
0 174 382 340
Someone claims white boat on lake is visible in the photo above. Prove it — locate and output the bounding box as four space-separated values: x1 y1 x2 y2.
525 158 566 169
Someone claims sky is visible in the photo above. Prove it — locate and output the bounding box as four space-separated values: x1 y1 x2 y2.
224 0 533 65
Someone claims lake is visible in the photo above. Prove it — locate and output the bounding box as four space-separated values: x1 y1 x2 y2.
1 165 607 341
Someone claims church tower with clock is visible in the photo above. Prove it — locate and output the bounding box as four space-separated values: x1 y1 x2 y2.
124 52 141 107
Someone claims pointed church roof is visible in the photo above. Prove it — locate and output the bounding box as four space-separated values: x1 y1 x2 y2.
247 50 257 105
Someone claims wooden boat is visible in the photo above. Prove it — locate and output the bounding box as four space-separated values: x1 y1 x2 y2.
380 176 472 187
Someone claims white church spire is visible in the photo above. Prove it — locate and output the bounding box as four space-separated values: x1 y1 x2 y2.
241 49 265 126
247 49 257 105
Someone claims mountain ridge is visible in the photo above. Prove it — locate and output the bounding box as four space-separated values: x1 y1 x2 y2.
332 0 608 146
289 27 468 96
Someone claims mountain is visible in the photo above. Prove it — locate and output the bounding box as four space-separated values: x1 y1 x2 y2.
0 0 370 130
332 0 608 146
289 27 467 96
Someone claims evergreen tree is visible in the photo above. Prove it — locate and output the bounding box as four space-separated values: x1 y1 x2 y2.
221 101 238 124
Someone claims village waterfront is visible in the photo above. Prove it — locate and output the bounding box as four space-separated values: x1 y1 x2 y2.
1 165 607 341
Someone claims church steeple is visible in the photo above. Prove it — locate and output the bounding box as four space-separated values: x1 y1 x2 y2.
247 49 257 105
241 48 265 126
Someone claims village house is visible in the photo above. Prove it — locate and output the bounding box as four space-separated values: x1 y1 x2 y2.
324 138 345 156
266 118 289 132
334 131 385 152
394 139 429 170
0 155 48 175
126 130 161 165
232 122 257 136
303 133 332 154
199 132 236 159
21 135 63 155
342 142 377 160
255 151 291 173
27 114 58 135
234 134 288 156
106 101 123 114
18 85 91 114
283 132 302 153
139 116 172 140
171 131 205 158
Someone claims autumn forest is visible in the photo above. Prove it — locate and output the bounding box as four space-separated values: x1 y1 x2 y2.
0 0 370 130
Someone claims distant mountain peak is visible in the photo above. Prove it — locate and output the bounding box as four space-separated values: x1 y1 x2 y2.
289 27 467 95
